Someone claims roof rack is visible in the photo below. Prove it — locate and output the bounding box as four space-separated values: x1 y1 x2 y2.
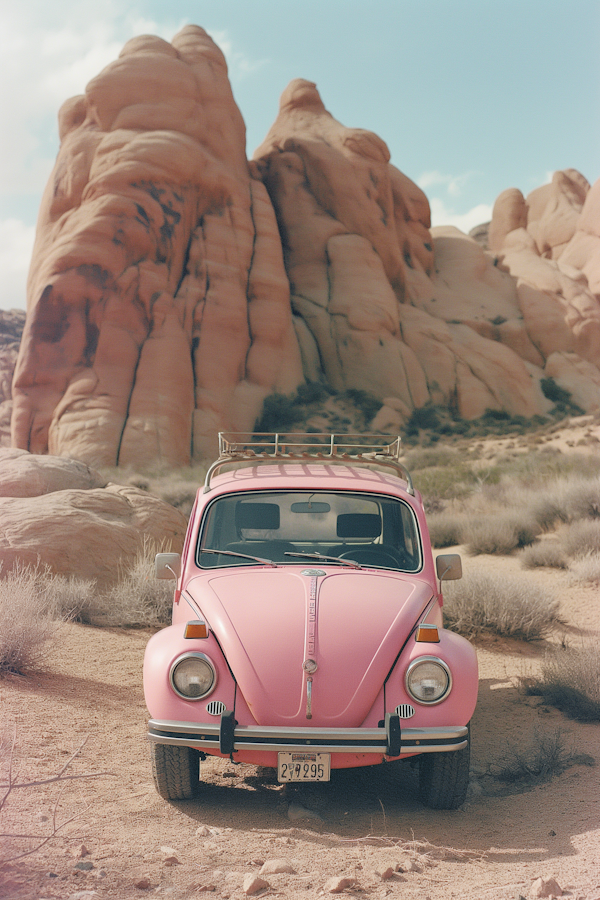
203 433 414 494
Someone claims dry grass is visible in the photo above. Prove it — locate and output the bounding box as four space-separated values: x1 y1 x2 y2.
462 514 540 556
0 565 66 676
568 551 600 585
442 570 561 640
427 512 467 548
491 727 594 783
559 520 600 557
519 541 568 570
525 645 600 722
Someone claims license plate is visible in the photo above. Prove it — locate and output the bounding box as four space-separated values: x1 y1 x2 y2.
277 752 331 782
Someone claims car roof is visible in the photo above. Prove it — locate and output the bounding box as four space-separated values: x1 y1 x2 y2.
205 463 417 502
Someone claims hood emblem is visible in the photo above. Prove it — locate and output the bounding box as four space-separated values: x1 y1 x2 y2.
303 658 318 674
301 569 326 577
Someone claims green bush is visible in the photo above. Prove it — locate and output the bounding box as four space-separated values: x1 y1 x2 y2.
443 570 561 640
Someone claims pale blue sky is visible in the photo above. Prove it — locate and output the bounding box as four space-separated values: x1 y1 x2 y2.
1 0 598 310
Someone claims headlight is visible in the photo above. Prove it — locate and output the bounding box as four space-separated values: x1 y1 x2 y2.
405 657 451 704
170 653 216 700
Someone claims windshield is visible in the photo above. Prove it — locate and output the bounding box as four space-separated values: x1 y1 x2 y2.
197 491 421 572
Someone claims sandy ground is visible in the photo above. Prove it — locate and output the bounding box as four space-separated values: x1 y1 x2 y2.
1 550 599 900
2 419 600 900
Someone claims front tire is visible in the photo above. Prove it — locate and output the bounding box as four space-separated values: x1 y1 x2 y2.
418 725 470 809
151 743 200 800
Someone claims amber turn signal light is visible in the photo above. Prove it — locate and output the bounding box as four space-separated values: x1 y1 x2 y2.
184 620 209 639
415 624 440 642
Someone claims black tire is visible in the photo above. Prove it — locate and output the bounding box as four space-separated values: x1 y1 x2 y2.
151 743 200 801
418 725 470 810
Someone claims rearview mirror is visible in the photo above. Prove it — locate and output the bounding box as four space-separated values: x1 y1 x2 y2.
435 554 462 581
290 501 331 513
155 552 181 579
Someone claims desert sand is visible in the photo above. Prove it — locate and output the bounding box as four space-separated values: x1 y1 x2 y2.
1 537 599 900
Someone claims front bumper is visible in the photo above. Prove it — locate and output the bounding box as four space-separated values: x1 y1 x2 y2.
148 717 468 756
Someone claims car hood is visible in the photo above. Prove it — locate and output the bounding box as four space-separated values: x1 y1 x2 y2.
185 567 433 726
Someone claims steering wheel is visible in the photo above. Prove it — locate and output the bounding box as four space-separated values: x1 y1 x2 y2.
337 547 403 568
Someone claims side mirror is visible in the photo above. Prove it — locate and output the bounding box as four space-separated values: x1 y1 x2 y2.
436 553 462 581
155 552 181 580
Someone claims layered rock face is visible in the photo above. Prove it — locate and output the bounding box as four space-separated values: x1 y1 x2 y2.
11 26 303 468
254 80 599 424
10 28 600 469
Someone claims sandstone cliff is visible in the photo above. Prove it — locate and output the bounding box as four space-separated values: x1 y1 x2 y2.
9 27 600 468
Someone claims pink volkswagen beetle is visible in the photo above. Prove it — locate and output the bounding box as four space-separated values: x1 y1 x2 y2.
144 434 477 809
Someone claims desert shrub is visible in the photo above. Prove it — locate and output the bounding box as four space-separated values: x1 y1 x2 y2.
565 477 600 520
88 553 174 628
492 727 594 783
412 465 477 503
339 388 382 421
0 565 65 676
427 512 467 548
568 552 600 585
560 520 600 557
519 541 568 570
442 570 561 640
155 479 198 518
463 514 540 556
525 645 600 721
404 447 462 470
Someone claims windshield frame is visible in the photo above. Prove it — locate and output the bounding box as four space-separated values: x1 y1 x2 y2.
196 489 423 573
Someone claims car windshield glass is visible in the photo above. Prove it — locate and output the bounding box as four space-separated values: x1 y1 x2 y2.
197 491 421 572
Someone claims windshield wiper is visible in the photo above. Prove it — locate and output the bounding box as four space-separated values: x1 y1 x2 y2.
200 548 277 567
283 551 362 569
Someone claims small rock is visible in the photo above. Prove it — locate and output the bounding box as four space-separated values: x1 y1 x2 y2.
196 826 212 837
325 876 356 893
259 858 297 875
195 885 217 893
377 867 395 880
163 856 180 867
160 846 178 855
74 861 95 872
134 879 151 890
243 874 270 895
530 876 563 898
402 858 421 872
70 844 90 858
248 858 265 866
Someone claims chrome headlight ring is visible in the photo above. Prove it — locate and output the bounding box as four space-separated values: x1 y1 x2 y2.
405 656 452 705
169 652 217 701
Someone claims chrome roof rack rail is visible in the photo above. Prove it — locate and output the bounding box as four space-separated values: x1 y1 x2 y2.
203 433 414 494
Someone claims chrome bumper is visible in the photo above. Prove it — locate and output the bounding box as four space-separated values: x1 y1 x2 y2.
148 718 468 755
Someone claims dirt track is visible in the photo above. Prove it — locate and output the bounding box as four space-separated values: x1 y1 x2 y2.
1 552 599 900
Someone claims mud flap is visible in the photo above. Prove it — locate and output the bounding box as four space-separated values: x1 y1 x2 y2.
385 712 401 757
219 710 238 754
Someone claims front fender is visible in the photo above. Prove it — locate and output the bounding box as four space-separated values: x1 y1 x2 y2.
384 629 478 727
143 625 236 722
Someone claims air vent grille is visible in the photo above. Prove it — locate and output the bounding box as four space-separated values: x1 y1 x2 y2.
206 700 227 717
395 704 415 719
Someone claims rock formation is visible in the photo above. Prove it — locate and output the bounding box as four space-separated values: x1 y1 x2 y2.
0 448 186 584
11 26 302 469
253 80 565 423
0 309 25 447
9 27 600 469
